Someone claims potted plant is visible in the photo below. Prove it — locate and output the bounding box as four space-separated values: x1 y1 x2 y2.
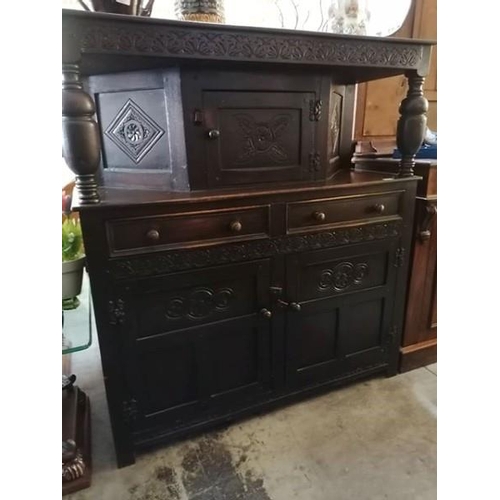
62 190 85 310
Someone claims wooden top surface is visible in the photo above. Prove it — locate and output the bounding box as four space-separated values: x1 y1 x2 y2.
75 169 419 211
62 9 435 81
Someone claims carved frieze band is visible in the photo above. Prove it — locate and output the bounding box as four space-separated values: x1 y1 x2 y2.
71 19 424 69
112 220 401 279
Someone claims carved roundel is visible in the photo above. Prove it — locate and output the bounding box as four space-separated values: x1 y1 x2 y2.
189 288 217 318
318 269 335 291
318 262 369 292
332 262 355 290
166 287 235 320
105 99 164 163
165 298 185 319
353 263 368 284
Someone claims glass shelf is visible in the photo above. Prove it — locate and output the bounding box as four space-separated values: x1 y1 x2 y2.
62 271 93 355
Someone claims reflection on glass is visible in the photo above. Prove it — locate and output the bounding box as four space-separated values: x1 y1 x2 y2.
62 0 413 37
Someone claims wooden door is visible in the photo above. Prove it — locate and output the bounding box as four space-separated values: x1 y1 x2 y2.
116 260 273 431
181 68 326 189
203 90 316 187
284 241 400 389
400 198 437 371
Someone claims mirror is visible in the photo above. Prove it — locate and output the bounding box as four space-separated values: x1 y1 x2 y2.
223 0 413 37
62 0 413 37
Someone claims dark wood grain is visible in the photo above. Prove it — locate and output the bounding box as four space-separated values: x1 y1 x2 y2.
286 191 403 233
63 11 429 468
62 64 101 205
400 197 437 371
107 205 270 255
62 9 434 77
396 72 428 177
350 151 437 372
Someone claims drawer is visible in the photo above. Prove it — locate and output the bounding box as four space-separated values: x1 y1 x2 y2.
287 191 403 233
107 205 270 255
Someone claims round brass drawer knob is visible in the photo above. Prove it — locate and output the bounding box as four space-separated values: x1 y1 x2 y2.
313 211 326 222
260 308 272 319
229 220 242 233
146 229 160 241
373 203 385 214
208 129 220 140
289 302 302 312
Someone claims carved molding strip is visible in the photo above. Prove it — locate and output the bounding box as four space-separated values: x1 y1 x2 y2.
111 220 401 279
66 15 425 70
122 398 139 424
329 90 342 157
309 99 322 121
394 247 405 268
108 299 126 325
309 151 320 172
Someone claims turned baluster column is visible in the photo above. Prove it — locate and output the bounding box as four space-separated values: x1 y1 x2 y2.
396 72 429 177
62 63 101 204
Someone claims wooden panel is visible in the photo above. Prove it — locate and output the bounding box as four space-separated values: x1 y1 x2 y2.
402 200 437 347
430 277 437 328
285 240 399 389
204 91 315 186
181 68 327 190
287 191 403 233
87 68 189 191
127 261 270 338
202 318 272 402
293 241 391 302
136 330 200 416
123 260 272 429
285 290 392 389
413 0 437 94
400 338 437 373
133 313 273 426
359 76 408 138
355 0 437 141
400 197 437 371
107 205 270 255
427 101 437 132
339 297 384 356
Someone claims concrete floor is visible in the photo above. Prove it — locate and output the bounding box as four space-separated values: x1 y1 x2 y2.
65 333 437 500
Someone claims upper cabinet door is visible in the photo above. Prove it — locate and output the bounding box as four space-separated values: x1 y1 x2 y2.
203 90 315 187
182 68 327 189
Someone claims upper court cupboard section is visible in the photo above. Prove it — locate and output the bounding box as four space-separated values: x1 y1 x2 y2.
62 9 435 201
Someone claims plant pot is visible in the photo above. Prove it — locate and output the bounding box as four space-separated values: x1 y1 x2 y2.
62 256 86 300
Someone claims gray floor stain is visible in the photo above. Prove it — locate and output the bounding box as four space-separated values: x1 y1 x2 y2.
67 336 436 500
124 434 271 500
185 435 271 500
155 466 183 499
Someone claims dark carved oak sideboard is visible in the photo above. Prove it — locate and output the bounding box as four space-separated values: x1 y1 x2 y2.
62 9 435 467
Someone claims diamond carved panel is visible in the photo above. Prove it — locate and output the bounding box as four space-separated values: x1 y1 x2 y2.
105 99 165 164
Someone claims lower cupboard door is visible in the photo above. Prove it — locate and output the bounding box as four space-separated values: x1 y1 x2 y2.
285 288 394 389
129 313 272 431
